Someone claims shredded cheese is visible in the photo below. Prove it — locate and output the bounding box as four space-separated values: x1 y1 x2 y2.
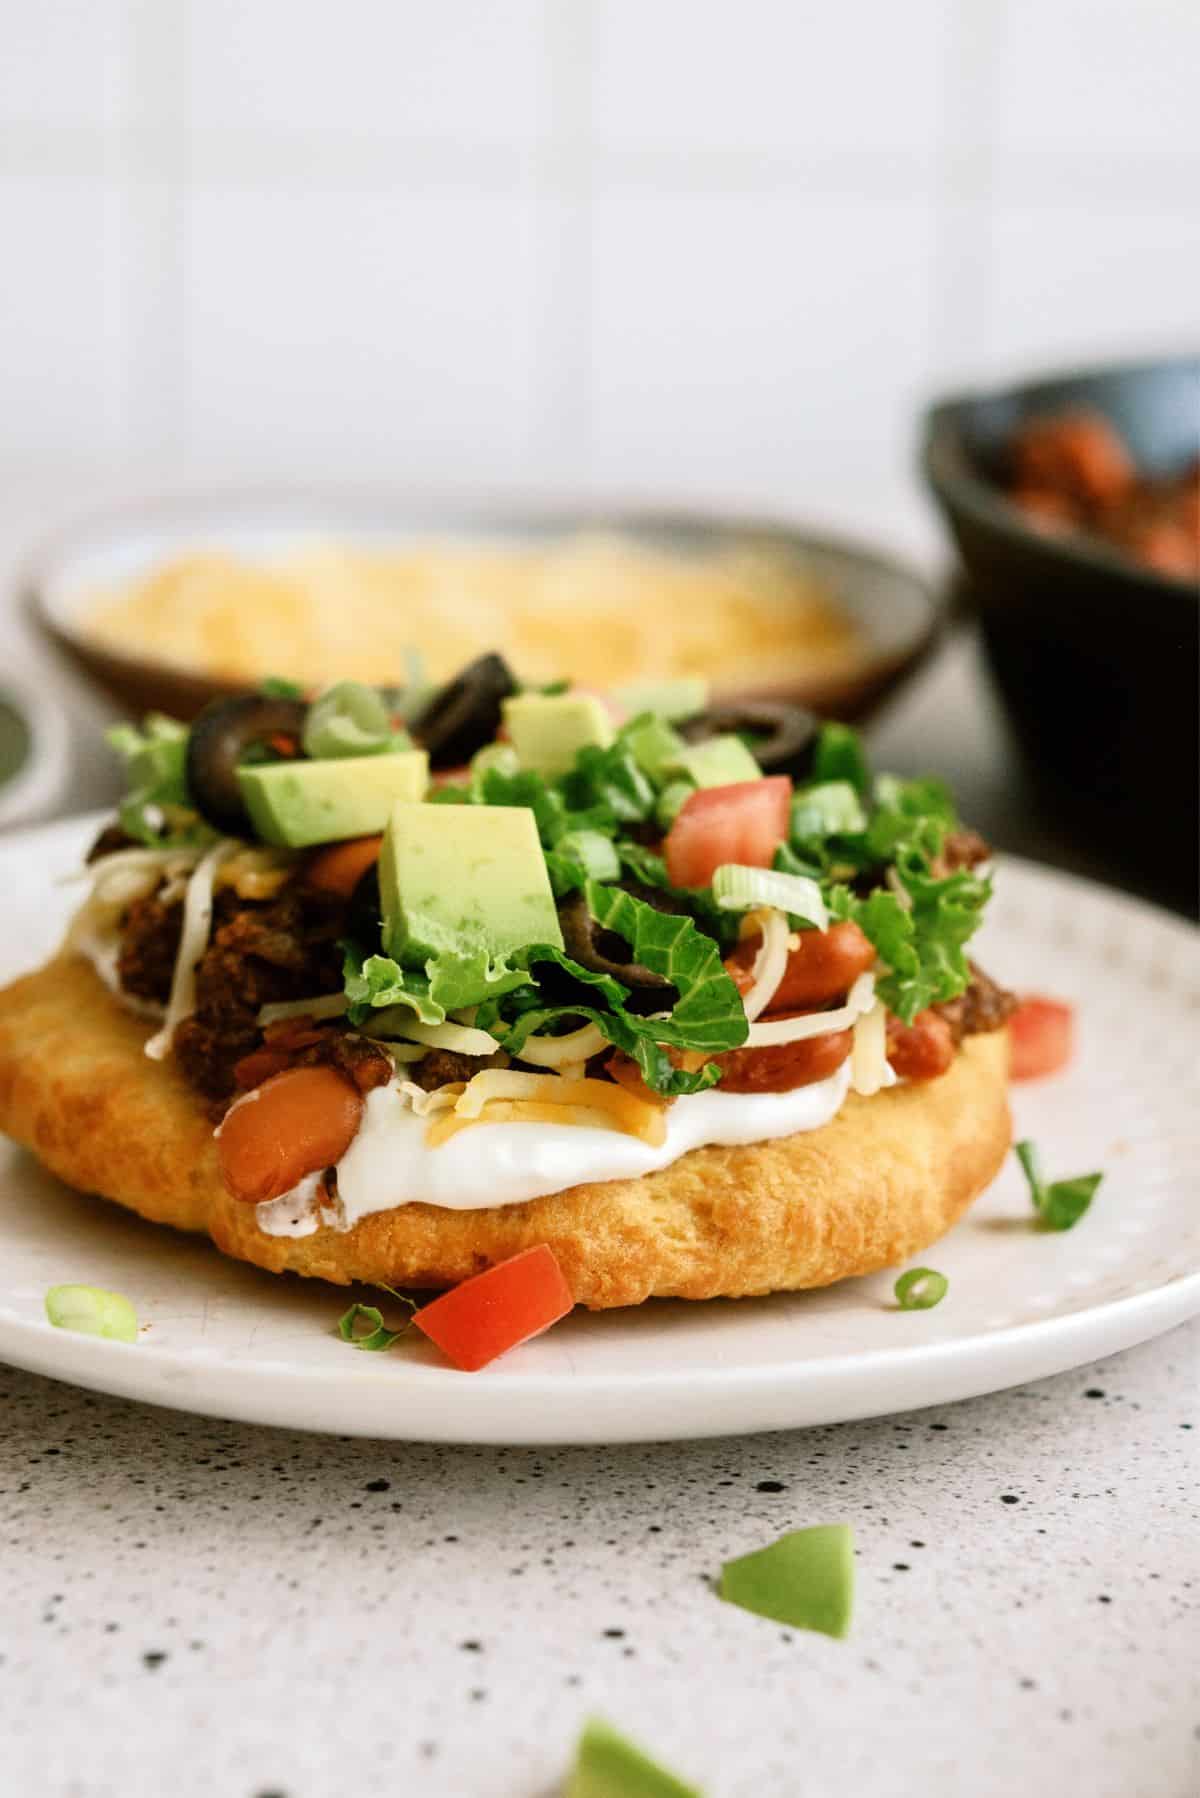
510 1021 609 1069
447 1069 668 1144
850 999 891 1096
144 842 234 1061
367 1015 502 1056
398 1080 466 1118
738 907 792 1023
257 993 350 1027
744 971 876 1048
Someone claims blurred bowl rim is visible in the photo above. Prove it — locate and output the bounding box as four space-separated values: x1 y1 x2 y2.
17 483 946 702
922 350 1200 598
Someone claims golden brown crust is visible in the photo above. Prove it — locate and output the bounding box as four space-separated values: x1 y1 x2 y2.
0 954 1011 1310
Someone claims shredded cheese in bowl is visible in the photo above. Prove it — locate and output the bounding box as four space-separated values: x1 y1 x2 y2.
80 534 863 695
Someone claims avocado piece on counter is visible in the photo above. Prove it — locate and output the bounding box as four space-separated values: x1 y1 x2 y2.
718 1522 855 1638
668 734 762 790
502 691 614 777
566 1718 702 1798
237 750 429 848
611 675 709 723
380 800 563 964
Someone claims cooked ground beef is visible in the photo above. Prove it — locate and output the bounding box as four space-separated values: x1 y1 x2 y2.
410 1047 509 1091
86 823 137 864
933 961 1016 1044
118 892 183 1003
117 881 348 1104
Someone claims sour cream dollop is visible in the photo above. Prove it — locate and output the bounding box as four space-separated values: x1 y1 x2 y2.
254 1063 852 1238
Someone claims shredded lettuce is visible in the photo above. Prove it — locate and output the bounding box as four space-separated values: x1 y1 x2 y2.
829 856 991 1023
105 714 214 847
342 942 531 1026
811 721 870 794
476 883 747 1096
562 741 656 823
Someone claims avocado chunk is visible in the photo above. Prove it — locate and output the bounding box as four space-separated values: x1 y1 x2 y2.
567 1718 701 1798
623 714 688 784
719 1522 855 1638
237 750 429 848
611 675 709 723
380 801 563 965
668 733 761 789
503 691 614 777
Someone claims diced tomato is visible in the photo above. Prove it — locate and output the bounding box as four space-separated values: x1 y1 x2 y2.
413 1245 574 1372
1009 996 1075 1080
217 1066 364 1204
664 777 792 889
709 1027 852 1093
725 919 875 1012
886 1010 955 1081
304 834 382 897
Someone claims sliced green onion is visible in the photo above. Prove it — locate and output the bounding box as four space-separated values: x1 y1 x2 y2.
337 1298 413 1352
1015 1140 1103 1232
302 681 394 759
567 1717 700 1798
611 674 709 722
791 779 867 842
469 741 521 791
45 1284 138 1343
894 1267 949 1310
654 778 694 830
719 1522 854 1638
555 828 621 882
711 863 828 929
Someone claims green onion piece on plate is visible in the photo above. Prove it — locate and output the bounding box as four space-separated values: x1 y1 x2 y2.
44 1284 138 1343
719 1522 855 1639
1015 1140 1104 1232
337 1300 412 1352
566 1717 702 1798
894 1267 949 1310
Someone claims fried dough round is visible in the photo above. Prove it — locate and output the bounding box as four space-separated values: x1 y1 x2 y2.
0 955 1011 1309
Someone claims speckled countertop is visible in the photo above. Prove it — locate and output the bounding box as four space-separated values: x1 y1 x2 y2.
1 1324 1196 1798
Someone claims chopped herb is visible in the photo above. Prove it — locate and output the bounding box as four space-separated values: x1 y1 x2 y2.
337 1297 414 1351
894 1267 949 1310
1015 1140 1103 1231
45 1284 138 1343
719 1522 855 1639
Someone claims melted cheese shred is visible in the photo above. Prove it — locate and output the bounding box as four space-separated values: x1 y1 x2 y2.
144 842 234 1061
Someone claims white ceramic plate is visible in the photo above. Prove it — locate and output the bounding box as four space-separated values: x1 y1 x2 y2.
0 816 1195 1443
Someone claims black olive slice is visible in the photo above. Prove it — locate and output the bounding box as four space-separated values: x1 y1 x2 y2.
410 652 518 769
557 889 672 994
185 693 309 834
346 863 383 950
678 700 819 780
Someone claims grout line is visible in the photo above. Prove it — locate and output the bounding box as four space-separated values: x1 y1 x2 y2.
119 0 189 470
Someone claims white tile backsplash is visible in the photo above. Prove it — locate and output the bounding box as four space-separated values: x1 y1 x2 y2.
180 175 545 483
183 0 551 145
587 179 938 503
0 0 1195 515
589 0 954 160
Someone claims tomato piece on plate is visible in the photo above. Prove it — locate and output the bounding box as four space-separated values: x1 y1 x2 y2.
664 776 792 889
413 1245 574 1372
1009 996 1075 1080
